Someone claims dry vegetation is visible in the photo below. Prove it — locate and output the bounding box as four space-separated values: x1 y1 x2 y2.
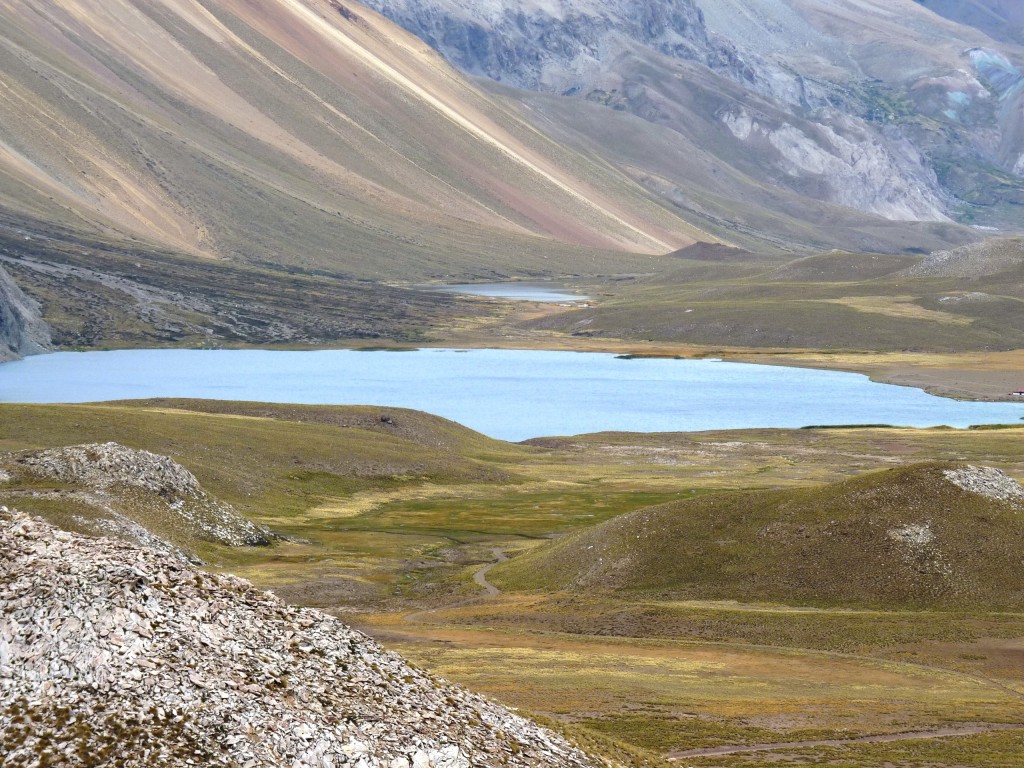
3 400 1024 766
526 240 1024 354
492 463 1024 609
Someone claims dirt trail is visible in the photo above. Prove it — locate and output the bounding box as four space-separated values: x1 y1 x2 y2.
403 547 506 624
472 547 507 597
666 723 1024 760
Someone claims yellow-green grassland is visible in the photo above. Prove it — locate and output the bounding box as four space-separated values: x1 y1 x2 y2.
3 399 1024 766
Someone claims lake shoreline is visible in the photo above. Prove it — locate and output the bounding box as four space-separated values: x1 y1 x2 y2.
3 347 1022 441
417 282 592 304
8 339 1024 406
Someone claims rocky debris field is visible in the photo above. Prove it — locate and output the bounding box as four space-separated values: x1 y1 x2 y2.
0 509 599 768
7 443 270 548
903 239 1024 279
943 465 1024 507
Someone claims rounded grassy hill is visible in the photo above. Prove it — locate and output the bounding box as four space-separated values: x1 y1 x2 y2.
490 462 1024 609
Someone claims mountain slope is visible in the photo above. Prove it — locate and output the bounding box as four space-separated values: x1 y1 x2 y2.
492 463 1024 609
0 508 597 767
363 0 1024 245
0 0 706 281
916 0 1024 45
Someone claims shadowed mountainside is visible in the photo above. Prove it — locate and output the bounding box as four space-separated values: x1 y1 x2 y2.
0 213 485 353
0 264 49 361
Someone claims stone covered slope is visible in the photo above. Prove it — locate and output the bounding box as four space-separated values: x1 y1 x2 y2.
0 265 49 362
901 237 1024 278
1 443 271 562
0 509 599 768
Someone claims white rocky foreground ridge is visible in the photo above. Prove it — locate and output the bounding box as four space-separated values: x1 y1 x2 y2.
0 509 599 768
7 442 271 550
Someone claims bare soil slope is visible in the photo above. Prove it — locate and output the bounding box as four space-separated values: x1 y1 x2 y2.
0 0 705 280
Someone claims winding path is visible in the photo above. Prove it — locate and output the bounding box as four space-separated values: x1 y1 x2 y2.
400 551 1024 761
471 547 507 597
666 724 1024 760
403 547 506 624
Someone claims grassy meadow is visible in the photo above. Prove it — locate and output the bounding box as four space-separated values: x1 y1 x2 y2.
523 242 1024 355
2 400 1024 766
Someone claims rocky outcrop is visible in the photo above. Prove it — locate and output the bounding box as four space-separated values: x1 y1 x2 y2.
0 265 49 362
943 465 1024 506
902 238 1024 278
362 0 722 92
0 509 597 768
719 107 950 222
5 443 271 549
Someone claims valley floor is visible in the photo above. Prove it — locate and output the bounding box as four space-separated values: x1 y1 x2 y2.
3 401 1024 766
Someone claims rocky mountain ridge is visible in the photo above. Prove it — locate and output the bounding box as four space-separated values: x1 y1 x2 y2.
0 508 599 768
361 0 1024 233
365 0 727 91
0 265 49 362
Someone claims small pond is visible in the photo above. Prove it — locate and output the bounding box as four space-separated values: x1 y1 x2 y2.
428 283 590 303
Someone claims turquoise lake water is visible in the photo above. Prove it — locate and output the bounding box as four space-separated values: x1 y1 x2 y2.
1 348 1022 441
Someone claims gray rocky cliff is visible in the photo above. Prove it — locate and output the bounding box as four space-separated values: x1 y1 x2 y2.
360 0 1024 229
362 0 739 92
0 265 50 362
